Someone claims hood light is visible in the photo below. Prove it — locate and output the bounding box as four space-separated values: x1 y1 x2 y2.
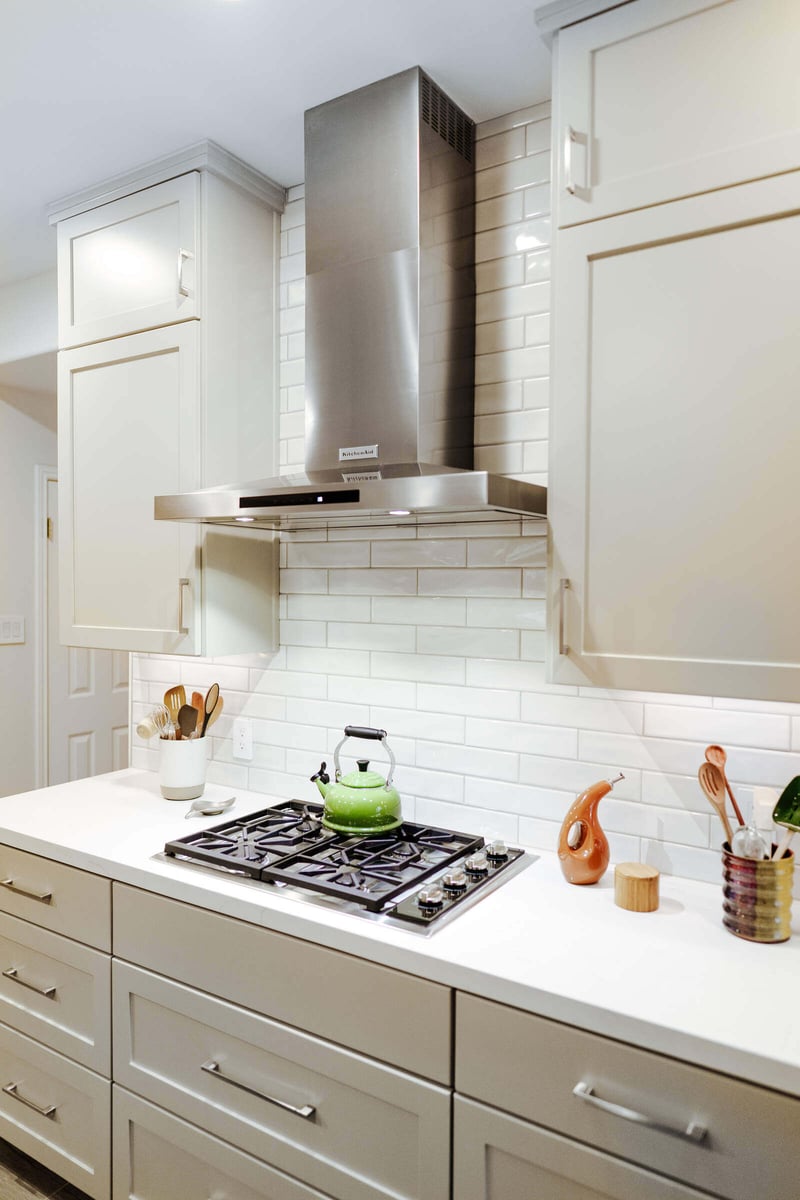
236 516 255 523
389 509 411 517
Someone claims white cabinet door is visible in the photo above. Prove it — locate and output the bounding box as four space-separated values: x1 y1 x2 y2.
555 0 800 227
58 324 201 653
454 1097 711 1200
57 173 199 346
548 172 800 700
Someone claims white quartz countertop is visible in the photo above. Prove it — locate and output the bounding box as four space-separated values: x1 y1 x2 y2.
2 769 798 1097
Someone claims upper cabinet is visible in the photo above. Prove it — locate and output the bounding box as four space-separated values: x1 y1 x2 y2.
554 0 800 227
50 143 286 656
57 173 200 347
545 0 800 700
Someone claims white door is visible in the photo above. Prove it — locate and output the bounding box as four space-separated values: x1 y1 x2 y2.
47 479 129 784
547 171 800 700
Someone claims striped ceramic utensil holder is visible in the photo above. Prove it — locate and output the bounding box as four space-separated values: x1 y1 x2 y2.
721 844 794 943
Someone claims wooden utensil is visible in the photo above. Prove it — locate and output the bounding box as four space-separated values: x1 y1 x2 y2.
205 695 224 732
191 691 204 713
164 685 186 735
698 762 733 844
704 745 744 827
177 704 199 740
200 683 220 737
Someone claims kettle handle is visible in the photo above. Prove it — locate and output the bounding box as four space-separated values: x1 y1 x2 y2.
334 728 396 789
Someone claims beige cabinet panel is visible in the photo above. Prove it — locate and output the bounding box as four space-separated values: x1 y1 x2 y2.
548 172 800 698
113 961 450 1200
57 173 199 347
453 1097 711 1200
555 0 800 226
0 845 111 951
113 1087 335 1200
112 883 452 1084
58 324 201 653
456 993 800 1200
0 1021 109 1199
0 911 109 1073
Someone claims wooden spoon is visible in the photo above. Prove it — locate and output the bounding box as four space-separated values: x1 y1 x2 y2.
177 704 199 740
205 694 224 732
200 683 220 737
191 691 204 713
698 762 733 844
704 745 744 827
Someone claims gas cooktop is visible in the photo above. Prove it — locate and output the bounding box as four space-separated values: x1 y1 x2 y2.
164 800 534 931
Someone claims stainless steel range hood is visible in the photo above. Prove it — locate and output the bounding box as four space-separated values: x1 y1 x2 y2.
155 68 546 532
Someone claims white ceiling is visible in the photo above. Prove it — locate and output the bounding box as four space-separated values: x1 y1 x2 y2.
1 0 552 290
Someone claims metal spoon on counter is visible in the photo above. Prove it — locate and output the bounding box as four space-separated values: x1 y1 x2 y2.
698 762 733 844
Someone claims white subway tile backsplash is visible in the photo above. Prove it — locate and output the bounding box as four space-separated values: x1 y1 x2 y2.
128 106 797 891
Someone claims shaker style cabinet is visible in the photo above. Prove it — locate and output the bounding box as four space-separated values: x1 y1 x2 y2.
50 145 284 654
56 173 199 347
548 173 800 698
554 0 800 228
544 0 800 700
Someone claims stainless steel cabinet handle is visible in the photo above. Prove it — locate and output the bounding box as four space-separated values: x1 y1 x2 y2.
177 248 194 297
564 125 577 195
573 1081 708 1144
2 967 56 1000
178 578 190 635
2 1082 57 1119
201 1059 316 1120
558 578 570 655
0 879 52 904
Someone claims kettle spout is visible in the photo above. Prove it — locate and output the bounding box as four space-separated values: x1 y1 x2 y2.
310 761 330 799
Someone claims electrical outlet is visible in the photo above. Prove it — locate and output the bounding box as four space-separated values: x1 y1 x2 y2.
233 717 253 761
0 616 24 645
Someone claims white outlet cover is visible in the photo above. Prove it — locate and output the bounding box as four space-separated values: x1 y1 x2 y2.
233 717 253 761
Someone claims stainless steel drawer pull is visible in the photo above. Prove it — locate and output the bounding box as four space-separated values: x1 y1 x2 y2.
178 577 190 636
558 578 570 655
2 967 57 999
573 1081 707 1144
564 125 577 195
0 879 52 904
2 1082 57 1119
201 1059 316 1120
177 248 194 297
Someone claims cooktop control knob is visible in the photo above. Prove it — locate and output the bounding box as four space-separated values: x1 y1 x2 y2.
442 869 468 893
417 885 444 911
486 839 508 861
464 853 489 876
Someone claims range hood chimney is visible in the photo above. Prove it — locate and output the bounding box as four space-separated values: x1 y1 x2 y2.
155 68 547 531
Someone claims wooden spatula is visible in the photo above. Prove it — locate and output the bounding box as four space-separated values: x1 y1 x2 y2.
164 685 186 734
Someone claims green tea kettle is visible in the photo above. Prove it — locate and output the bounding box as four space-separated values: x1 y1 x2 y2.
311 726 402 834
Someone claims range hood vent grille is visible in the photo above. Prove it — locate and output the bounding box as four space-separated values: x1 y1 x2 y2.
421 74 473 162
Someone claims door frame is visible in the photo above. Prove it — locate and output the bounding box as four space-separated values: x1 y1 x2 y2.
33 463 57 787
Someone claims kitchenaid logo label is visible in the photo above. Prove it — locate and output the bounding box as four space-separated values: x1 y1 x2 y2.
343 471 382 482
339 444 379 462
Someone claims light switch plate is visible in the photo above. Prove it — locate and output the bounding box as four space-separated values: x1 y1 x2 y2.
0 616 24 645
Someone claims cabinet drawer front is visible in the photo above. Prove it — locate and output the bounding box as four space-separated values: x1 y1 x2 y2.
456 994 800 1200
113 961 450 1200
454 1096 710 1200
556 0 800 227
57 172 200 347
0 1021 109 1200
0 911 109 1073
113 883 451 1083
0 845 110 950
114 1087 334 1200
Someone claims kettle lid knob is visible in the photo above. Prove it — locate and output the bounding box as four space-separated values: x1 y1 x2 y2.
357 759 370 772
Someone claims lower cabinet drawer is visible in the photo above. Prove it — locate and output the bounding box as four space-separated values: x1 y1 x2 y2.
456 993 800 1200
0 909 110 1072
454 1096 712 1200
113 961 450 1200
113 1087 334 1200
0 1019 109 1199
0 844 111 950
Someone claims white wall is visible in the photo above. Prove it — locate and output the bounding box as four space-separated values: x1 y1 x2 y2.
0 270 57 365
0 388 57 796
131 103 800 892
